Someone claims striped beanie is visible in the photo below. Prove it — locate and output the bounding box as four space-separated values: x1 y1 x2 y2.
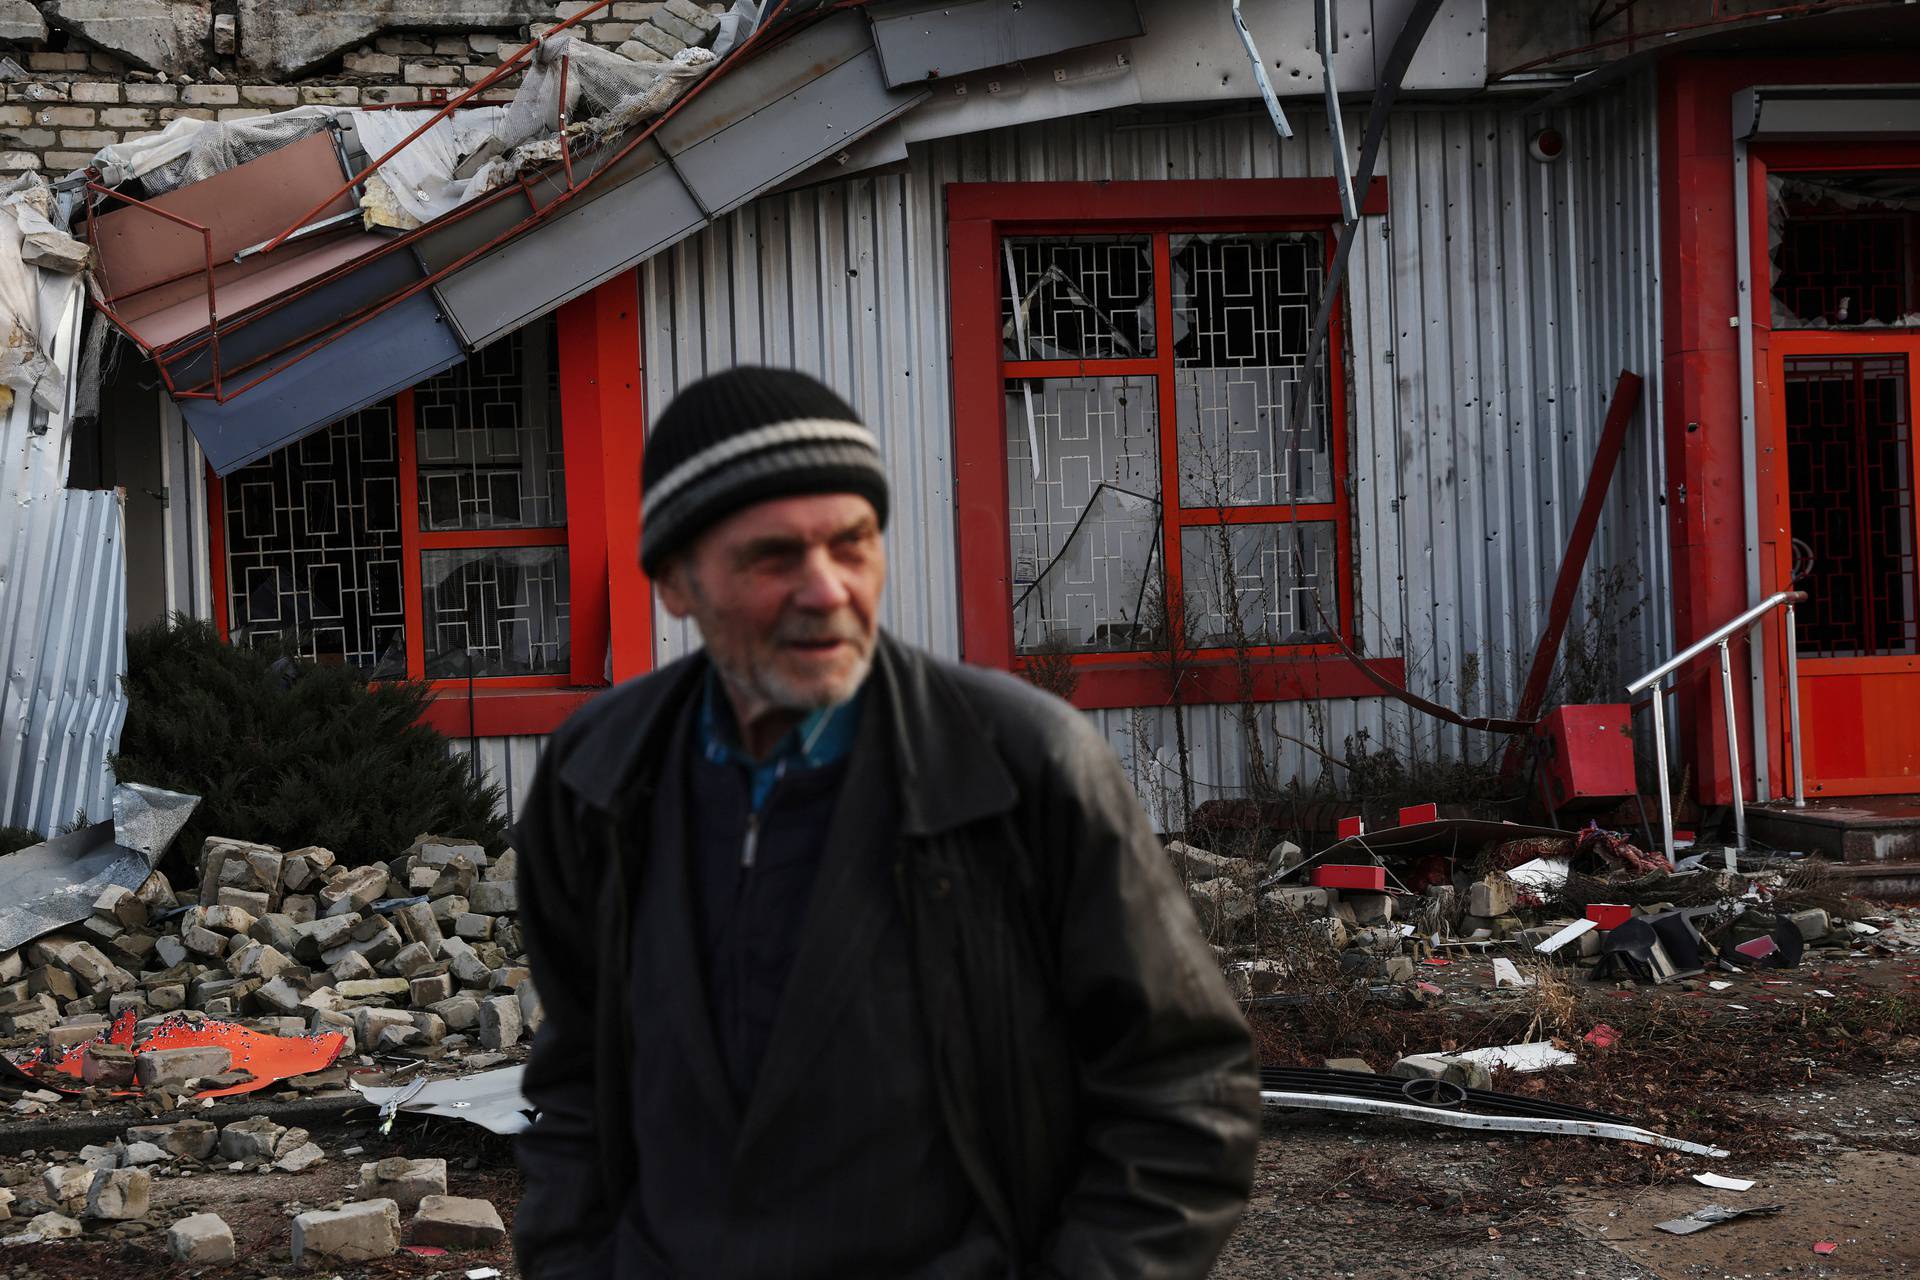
640 366 888 575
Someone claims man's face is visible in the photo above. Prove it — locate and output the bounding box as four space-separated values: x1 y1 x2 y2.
657 493 886 722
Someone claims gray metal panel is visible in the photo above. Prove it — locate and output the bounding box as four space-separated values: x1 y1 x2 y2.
179 292 463 475
162 245 426 393
655 11 875 154
866 0 1145 88
0 273 128 835
639 79 1667 798
430 141 706 350
1128 0 1488 100
1744 90 1920 140
660 47 930 217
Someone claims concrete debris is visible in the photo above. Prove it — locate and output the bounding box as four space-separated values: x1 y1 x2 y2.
168 1211 236 1263
83 1166 149 1220
291 1197 401 1264
410 1194 507 1249
357 1156 448 1212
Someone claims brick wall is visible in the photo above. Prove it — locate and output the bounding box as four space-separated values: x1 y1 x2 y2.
0 3 710 177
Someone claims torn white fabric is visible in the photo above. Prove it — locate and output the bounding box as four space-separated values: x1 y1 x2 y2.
711 0 764 58
350 107 510 229
89 107 345 194
0 176 88 409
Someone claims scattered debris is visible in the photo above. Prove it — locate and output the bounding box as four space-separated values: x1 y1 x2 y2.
1655 1202 1785 1235
350 1065 533 1136
1259 1066 1728 1158
1694 1172 1757 1192
1448 1042 1578 1073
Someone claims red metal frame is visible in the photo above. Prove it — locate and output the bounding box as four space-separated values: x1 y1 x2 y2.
1501 370 1644 776
948 178 1405 711
205 269 650 738
1657 53 1920 804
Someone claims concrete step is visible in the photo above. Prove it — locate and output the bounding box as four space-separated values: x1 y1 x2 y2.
1748 796 1920 864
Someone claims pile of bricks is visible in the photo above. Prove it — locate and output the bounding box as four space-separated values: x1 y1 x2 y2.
0 831 539 1111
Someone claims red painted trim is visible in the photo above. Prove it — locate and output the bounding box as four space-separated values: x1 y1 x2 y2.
946 178 1388 224
949 215 1014 673
558 268 651 683
948 179 1372 708
556 293 610 687
207 467 228 641
1656 51 1920 804
419 686 601 738
396 388 428 681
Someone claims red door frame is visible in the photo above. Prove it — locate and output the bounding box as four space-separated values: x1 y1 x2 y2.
1657 53 1920 805
1748 141 1920 795
947 178 1405 710
206 269 651 737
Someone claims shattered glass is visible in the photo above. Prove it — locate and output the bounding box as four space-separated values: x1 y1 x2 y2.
422 547 571 678
1179 520 1339 648
1001 236 1155 361
1769 170 1920 330
1006 376 1164 653
1171 232 1331 508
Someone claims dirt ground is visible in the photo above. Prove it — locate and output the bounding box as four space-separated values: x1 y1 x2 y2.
6 917 1918 1279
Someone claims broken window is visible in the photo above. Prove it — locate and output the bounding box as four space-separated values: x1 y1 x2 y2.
1782 354 1918 657
1007 377 1164 653
1172 232 1333 508
1770 171 1920 329
1181 521 1339 648
997 227 1348 663
1001 236 1156 361
219 318 571 681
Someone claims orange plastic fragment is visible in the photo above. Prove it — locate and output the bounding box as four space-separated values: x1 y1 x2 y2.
18 1012 346 1099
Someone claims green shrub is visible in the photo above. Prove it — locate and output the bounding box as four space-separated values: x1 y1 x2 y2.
0 825 42 855
113 616 506 871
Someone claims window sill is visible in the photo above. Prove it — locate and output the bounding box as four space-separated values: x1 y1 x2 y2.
1032 654 1408 711
420 685 604 738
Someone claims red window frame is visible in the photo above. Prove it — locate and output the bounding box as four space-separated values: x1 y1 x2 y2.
206 270 651 737
948 179 1404 710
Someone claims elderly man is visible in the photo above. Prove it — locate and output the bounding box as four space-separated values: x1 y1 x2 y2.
513 367 1259 1279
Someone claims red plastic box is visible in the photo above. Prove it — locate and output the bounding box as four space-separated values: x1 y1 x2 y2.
1312 864 1387 892
1336 815 1365 839
1534 704 1635 809
1398 802 1439 827
1586 903 1633 930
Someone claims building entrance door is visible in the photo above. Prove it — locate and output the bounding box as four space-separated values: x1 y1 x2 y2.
1767 337 1920 795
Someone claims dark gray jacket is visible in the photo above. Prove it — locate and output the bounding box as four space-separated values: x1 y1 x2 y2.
512 633 1260 1278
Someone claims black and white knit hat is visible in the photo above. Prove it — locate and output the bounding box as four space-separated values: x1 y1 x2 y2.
640 367 888 575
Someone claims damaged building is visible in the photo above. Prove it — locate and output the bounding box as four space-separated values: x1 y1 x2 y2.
1 0 1918 854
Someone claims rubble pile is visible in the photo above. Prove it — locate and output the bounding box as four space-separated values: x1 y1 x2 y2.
0 1121 510 1260
0 832 539 1110
1176 820 1904 1004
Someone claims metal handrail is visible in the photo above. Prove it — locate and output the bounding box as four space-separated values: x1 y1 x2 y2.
1626 589 1808 868
1626 589 1806 695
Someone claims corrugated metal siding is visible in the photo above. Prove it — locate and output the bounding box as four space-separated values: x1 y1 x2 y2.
0 275 130 834
624 78 1671 806
457 734 547 828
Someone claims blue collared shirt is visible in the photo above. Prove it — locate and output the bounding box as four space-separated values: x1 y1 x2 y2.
698 673 863 810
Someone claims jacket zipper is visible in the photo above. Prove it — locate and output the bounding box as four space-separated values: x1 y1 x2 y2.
741 812 761 869
740 759 788 869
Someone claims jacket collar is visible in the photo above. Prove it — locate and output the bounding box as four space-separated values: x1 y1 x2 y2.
557 632 1018 837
